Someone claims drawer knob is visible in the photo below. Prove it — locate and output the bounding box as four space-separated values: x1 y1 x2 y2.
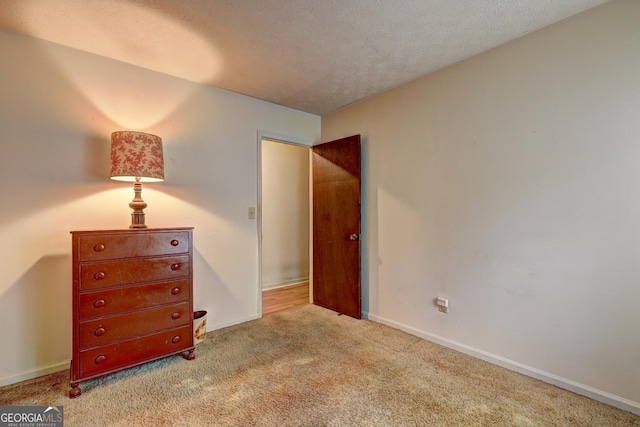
171 335 181 344
171 312 181 320
94 271 106 280
93 243 106 252
170 239 179 247
94 299 106 308
171 263 182 271
94 355 107 364
94 327 106 336
171 287 181 295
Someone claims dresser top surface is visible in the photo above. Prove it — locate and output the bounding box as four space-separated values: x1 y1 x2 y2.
71 227 194 235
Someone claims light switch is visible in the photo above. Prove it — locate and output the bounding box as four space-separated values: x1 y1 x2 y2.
248 207 256 219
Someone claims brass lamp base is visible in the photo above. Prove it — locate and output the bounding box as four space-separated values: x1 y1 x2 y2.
129 180 148 229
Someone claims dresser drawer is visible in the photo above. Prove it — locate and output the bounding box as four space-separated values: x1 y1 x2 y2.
79 302 190 349
79 279 190 319
77 230 190 261
79 255 190 290
77 325 192 378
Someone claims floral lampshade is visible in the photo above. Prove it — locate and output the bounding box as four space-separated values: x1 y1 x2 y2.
110 131 164 182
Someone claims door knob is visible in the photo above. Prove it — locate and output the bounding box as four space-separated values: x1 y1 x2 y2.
350 234 361 241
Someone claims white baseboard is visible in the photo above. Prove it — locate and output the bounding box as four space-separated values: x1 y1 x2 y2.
363 311 640 416
0 362 69 388
262 278 310 291
207 314 260 332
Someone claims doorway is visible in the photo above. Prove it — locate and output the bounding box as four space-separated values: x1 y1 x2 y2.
259 137 311 316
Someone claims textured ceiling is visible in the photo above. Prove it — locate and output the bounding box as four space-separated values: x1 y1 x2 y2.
0 0 610 115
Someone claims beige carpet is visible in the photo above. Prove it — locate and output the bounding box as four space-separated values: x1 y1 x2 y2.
1 305 638 426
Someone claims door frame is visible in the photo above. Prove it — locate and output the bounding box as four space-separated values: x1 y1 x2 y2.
256 130 314 317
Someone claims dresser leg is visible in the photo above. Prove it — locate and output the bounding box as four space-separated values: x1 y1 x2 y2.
185 349 196 360
69 383 81 398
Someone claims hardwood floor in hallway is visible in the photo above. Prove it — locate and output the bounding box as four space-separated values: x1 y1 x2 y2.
262 282 310 316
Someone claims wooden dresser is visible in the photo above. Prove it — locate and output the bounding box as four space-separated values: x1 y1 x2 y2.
69 228 195 398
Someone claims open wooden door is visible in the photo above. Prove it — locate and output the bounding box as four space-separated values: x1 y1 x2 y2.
312 135 361 319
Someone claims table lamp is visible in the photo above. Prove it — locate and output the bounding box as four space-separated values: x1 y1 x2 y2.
110 131 164 228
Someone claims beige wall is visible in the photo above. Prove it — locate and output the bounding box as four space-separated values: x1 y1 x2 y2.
261 140 310 289
323 0 640 413
0 29 320 385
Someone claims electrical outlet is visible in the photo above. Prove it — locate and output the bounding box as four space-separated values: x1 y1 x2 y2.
438 306 449 314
